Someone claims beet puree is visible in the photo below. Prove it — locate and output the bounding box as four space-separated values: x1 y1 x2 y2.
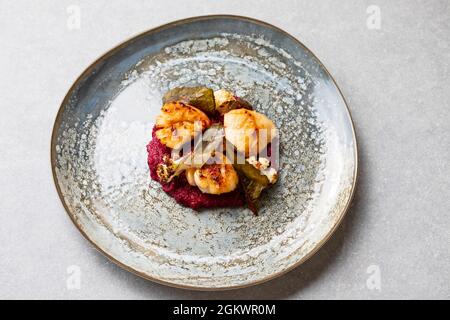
146 127 245 210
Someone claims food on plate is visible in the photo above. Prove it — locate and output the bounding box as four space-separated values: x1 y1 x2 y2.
185 156 239 194
213 89 253 114
224 108 277 155
163 86 216 116
146 86 279 215
155 101 211 149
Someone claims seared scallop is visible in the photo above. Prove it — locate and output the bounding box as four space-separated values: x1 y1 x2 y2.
194 163 239 194
155 101 211 149
224 109 277 156
184 155 239 194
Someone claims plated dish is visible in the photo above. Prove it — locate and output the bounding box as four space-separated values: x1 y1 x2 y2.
147 86 279 214
51 16 357 290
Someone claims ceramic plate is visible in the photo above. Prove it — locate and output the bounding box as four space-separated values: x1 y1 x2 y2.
51 15 358 290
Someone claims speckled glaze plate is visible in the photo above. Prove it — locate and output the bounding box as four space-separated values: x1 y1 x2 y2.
51 15 357 290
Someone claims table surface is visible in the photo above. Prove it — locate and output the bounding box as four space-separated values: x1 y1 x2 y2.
1 0 449 299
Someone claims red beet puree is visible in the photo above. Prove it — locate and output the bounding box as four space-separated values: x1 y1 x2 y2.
146 127 245 210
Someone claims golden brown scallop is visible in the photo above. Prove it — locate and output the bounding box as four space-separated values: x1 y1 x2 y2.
155 101 211 149
224 109 277 156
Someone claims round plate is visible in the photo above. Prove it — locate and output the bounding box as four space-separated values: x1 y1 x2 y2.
51 15 358 290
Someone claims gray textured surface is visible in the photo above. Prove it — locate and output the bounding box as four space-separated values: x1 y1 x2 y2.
0 0 449 299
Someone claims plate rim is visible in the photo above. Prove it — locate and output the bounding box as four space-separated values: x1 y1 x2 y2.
50 14 359 291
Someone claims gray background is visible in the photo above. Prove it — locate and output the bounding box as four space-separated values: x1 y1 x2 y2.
1 0 449 299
